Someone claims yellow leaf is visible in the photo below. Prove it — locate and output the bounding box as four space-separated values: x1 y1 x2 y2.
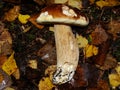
68 0 82 9
2 52 18 75
38 77 55 90
93 46 99 55
96 0 120 8
28 59 38 69
12 68 20 79
84 44 98 58
115 65 120 75
18 14 30 24
109 73 120 89
54 0 68 4
49 26 54 32
96 0 109 8
76 34 88 48
4 87 15 90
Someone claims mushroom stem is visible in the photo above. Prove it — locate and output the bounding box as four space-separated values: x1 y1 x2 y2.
53 24 79 84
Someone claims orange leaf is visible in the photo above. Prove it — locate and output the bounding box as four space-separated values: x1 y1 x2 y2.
29 14 44 29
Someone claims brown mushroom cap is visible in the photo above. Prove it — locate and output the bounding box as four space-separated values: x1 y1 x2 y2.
36 4 89 26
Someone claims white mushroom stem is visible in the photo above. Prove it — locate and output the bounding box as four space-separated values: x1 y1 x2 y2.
53 24 79 84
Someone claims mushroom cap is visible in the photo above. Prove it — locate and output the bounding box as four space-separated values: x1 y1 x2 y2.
36 4 89 26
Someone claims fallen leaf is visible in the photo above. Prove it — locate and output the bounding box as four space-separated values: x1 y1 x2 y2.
108 20 120 40
98 54 117 70
91 24 108 45
4 6 20 21
0 30 12 44
71 65 88 87
29 14 44 29
4 87 15 90
108 62 120 89
0 22 5 33
96 0 120 8
38 77 55 90
18 14 30 24
0 55 7 68
0 30 13 55
2 52 18 75
68 0 82 9
12 68 20 79
76 34 88 48
84 44 98 58
88 79 110 90
93 40 110 66
108 73 120 89
71 63 100 88
37 42 57 65
115 63 120 75
27 59 38 69
54 0 82 9
97 80 110 90
49 26 54 32
54 0 68 4
45 65 56 80
0 72 4 83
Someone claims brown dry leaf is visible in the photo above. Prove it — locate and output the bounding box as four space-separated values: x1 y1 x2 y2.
97 54 117 70
70 65 88 87
57 64 100 89
96 0 120 8
4 6 20 22
108 20 120 40
0 55 7 68
91 25 108 45
0 30 12 44
94 40 110 66
0 22 5 33
37 42 56 65
0 30 13 55
97 80 110 90
29 14 44 29
88 80 110 90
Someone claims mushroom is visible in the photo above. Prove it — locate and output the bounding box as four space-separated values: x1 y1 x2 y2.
36 4 89 84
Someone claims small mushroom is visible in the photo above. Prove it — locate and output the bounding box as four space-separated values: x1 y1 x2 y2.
36 4 89 84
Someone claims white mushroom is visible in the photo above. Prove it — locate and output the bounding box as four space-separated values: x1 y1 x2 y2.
36 4 89 84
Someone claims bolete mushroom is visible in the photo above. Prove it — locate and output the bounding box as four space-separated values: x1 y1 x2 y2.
36 4 89 84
